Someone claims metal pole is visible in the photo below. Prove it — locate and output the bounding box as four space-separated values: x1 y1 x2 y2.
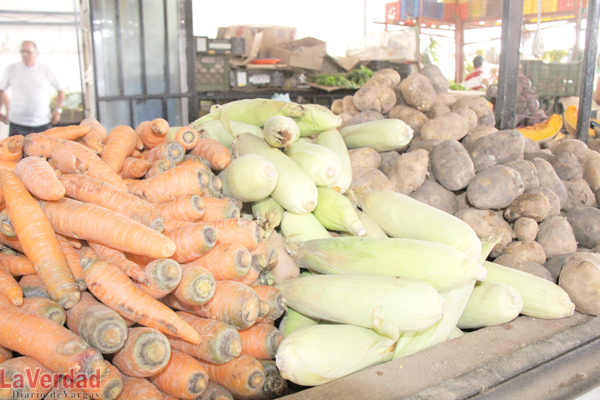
184 0 199 121
364 0 367 37
575 0 600 143
495 0 525 130
455 18 464 83
573 1 583 61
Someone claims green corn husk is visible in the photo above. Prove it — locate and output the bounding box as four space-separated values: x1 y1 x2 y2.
483 261 575 319
252 197 284 239
357 190 483 262
294 104 342 136
218 154 277 202
313 187 366 236
340 119 414 151
449 327 464 339
279 307 320 337
192 99 305 128
315 129 352 194
195 119 265 148
264 115 301 148
284 142 342 187
355 210 388 238
458 282 523 329
393 280 476 359
232 134 318 214
287 237 486 291
275 324 397 386
276 274 445 335
281 211 331 244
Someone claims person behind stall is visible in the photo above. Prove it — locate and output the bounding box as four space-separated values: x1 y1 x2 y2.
463 55 488 90
0 40 65 136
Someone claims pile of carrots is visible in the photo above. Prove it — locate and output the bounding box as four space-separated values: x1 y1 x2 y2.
0 118 287 400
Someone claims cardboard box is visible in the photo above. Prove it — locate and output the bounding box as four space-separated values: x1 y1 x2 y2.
268 37 327 70
217 25 297 59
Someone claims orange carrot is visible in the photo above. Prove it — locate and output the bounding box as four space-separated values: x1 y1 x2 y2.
204 219 261 252
233 262 261 287
0 267 22 306
163 219 194 232
58 234 81 249
18 275 50 299
141 140 185 165
0 135 24 162
163 223 218 263
174 127 201 151
0 356 52 399
15 156 66 201
191 138 231 171
21 297 66 325
59 174 164 232
41 124 91 140
75 243 97 260
0 209 14 237
118 375 164 400
81 257 201 344
145 159 175 178
257 301 271 321
66 292 128 355
124 252 155 268
199 354 265 398
259 359 287 399
196 382 234 400
1 170 79 309
102 125 139 173
0 160 16 172
173 264 215 306
120 157 153 179
238 324 283 360
111 327 171 377
207 172 223 195
179 155 210 171
136 119 169 150
182 243 251 281
80 118 108 154
0 346 11 364
160 391 181 400
126 165 211 203
155 194 205 222
164 280 260 330
0 231 22 253
22 133 65 158
252 240 278 271
57 234 86 291
167 311 242 365
149 349 209 399
38 197 175 259
88 242 147 284
252 286 285 320
200 197 240 222
0 301 106 377
61 360 123 400
136 258 182 299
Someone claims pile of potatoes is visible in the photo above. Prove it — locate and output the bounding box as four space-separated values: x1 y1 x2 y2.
331 66 600 317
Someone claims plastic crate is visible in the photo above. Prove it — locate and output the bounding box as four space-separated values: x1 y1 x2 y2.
400 0 444 20
195 54 230 91
365 60 418 80
521 59 582 97
524 0 558 15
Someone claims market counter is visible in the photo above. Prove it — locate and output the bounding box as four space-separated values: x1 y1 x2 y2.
281 313 600 399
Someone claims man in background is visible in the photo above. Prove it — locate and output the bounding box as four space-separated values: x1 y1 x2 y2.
463 55 488 91
0 40 65 136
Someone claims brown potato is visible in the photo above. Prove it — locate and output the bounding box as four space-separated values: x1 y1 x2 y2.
399 73 437 112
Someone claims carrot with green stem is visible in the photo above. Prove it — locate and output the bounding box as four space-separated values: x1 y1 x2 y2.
164 280 260 330
0 356 53 400
38 197 175 259
199 354 265 398
142 141 185 164
59 174 164 232
204 219 261 252
41 124 91 140
88 242 147 284
111 326 171 377
149 349 209 399
18 275 50 299
182 243 251 281
1 169 79 309
163 223 218 263
0 301 107 377
155 194 205 222
118 375 164 400
66 292 128 355
126 165 211 203
136 259 182 299
191 137 231 171
0 135 24 162
136 118 169 150
23 133 65 158
252 286 285 321
21 297 66 325
239 324 284 360
81 257 201 344
120 157 153 179
173 264 215 306
0 346 11 364
200 197 240 222
57 234 86 291
102 125 139 173
15 156 66 201
167 311 242 365
0 266 22 306
80 118 108 154
172 126 201 151
0 210 14 237
145 159 175 178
